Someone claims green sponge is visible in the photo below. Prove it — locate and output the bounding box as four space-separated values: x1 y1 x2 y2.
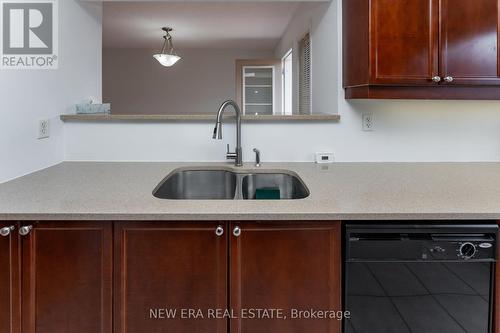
255 187 281 200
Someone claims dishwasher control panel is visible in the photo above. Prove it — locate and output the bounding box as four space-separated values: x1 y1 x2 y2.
427 239 495 260
346 224 498 262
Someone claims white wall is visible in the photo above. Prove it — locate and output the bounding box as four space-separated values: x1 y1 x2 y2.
274 2 337 115
0 0 102 183
103 48 273 115
61 0 500 163
64 99 500 163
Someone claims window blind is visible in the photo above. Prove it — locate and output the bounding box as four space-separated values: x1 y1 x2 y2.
299 33 311 115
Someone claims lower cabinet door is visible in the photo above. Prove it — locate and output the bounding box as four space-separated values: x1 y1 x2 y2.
21 221 113 333
114 222 228 333
0 222 20 333
230 222 342 333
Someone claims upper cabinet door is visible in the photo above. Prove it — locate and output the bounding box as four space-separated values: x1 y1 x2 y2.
439 0 500 85
21 222 113 333
370 0 439 85
0 222 20 333
114 222 228 333
230 222 342 333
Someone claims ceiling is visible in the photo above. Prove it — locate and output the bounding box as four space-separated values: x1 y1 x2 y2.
103 2 316 50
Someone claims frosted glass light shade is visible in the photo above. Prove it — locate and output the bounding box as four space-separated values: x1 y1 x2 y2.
153 54 181 67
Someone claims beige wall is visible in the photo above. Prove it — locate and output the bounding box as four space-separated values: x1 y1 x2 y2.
103 48 273 115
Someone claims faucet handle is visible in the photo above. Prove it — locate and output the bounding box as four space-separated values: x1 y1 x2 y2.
253 148 261 167
226 144 237 160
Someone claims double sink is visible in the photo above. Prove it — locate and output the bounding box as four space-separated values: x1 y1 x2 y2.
153 168 309 200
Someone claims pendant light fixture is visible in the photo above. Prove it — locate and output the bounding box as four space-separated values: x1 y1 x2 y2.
153 27 181 67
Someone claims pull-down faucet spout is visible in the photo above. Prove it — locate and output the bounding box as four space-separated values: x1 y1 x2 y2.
213 100 243 167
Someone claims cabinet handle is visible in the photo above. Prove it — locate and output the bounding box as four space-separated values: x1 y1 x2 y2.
0 225 15 237
233 226 241 237
215 225 224 237
444 76 454 83
431 76 442 83
19 225 32 236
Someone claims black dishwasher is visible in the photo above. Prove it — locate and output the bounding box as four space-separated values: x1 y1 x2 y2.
344 223 498 333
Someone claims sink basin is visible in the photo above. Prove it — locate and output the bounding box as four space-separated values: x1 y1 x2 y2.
153 170 237 200
153 168 309 200
242 173 309 200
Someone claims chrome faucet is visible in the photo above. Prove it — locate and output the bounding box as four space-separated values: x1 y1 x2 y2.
213 100 243 166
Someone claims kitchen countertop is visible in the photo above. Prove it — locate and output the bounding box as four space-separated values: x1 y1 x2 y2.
0 161 499 221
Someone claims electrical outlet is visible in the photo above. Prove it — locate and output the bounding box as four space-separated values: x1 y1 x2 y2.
362 113 374 131
38 119 50 139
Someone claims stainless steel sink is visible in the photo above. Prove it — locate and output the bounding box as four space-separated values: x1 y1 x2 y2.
241 173 309 200
153 170 237 200
153 168 309 200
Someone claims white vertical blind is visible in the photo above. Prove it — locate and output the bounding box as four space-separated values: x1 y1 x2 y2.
282 49 293 115
299 33 311 115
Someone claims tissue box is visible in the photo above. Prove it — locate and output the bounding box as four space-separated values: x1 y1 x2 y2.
75 103 111 114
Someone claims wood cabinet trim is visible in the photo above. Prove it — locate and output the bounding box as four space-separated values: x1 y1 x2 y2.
229 222 242 333
12 225 21 333
0 222 21 333
343 0 370 87
345 85 500 99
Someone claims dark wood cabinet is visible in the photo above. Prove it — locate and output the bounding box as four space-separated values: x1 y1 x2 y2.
439 0 500 85
343 0 500 99
114 222 228 333
21 221 112 333
229 222 342 333
369 0 439 85
0 222 20 333
114 221 342 333
2 220 342 333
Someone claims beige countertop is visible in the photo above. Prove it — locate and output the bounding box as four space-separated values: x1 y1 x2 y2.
0 161 499 221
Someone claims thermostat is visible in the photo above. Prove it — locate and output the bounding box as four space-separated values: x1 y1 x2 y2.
315 152 334 164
